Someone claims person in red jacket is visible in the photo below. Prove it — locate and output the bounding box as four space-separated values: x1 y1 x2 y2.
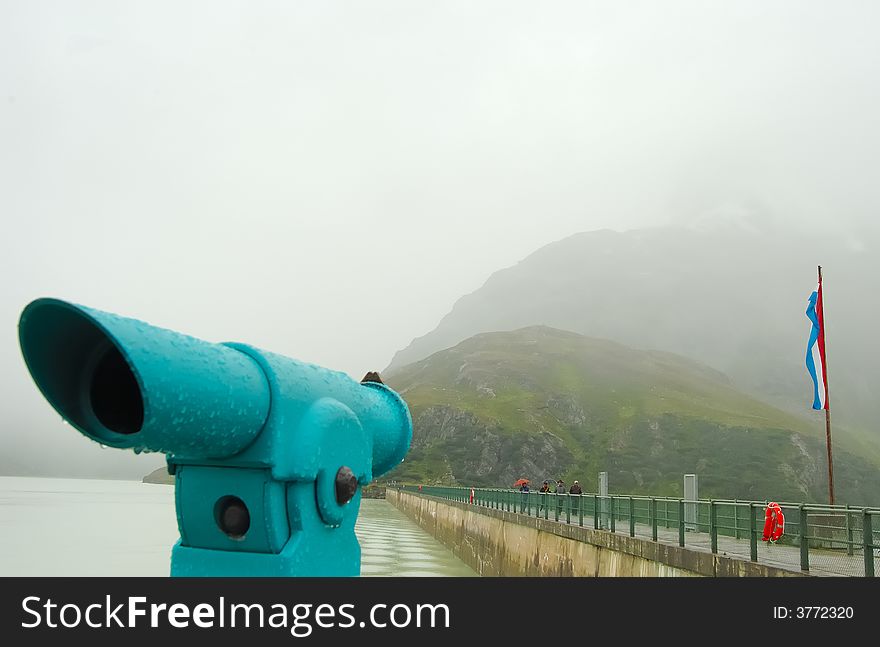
469 487 475 505
762 502 785 543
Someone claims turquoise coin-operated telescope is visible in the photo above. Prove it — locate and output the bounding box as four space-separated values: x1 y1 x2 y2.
18 298 412 577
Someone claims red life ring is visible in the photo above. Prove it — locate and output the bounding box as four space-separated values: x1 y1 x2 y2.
762 502 785 542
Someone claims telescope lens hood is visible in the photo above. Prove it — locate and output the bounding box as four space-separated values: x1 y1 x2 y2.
20 298 271 457
19 298 145 444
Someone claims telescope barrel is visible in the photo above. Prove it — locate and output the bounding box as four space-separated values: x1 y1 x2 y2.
19 298 270 458
358 381 411 476
225 345 412 477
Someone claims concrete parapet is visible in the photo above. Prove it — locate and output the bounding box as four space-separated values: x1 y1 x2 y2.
386 489 806 577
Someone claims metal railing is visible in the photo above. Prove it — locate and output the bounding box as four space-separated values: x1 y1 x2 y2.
400 486 880 577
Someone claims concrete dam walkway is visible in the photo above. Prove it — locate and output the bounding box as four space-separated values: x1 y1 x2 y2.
387 488 879 577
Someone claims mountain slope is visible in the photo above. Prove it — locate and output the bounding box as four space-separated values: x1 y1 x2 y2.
387 226 880 460
385 326 880 505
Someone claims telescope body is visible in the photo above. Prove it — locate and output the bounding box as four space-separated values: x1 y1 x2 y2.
19 298 412 576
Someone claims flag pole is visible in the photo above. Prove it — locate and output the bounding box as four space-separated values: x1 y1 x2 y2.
819 265 835 505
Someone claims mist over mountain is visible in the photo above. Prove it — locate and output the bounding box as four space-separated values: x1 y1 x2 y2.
388 224 880 454
5 2 880 483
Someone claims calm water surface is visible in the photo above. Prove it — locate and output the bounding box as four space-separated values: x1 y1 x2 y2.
0 477 474 577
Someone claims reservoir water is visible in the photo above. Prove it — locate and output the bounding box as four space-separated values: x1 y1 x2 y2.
0 477 475 577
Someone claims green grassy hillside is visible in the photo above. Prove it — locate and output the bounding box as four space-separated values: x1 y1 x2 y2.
385 326 880 505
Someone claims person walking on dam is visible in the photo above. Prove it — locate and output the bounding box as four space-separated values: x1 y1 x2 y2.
555 479 566 519
569 480 582 516
538 480 550 514
519 481 530 514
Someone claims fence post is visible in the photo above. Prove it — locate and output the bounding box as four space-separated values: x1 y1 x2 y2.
749 503 758 562
846 505 854 556
566 495 571 524
578 494 583 527
651 498 657 542
630 497 635 537
610 497 616 533
544 493 549 520
710 500 717 554
864 510 874 578
594 495 599 529
678 499 685 547
734 499 740 539
799 504 810 572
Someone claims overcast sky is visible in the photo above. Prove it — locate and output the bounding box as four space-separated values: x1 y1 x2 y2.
1 1 878 477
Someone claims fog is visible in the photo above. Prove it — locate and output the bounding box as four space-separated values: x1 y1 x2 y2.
1 1 878 478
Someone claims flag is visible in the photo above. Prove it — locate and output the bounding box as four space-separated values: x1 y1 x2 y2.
805 279 828 410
